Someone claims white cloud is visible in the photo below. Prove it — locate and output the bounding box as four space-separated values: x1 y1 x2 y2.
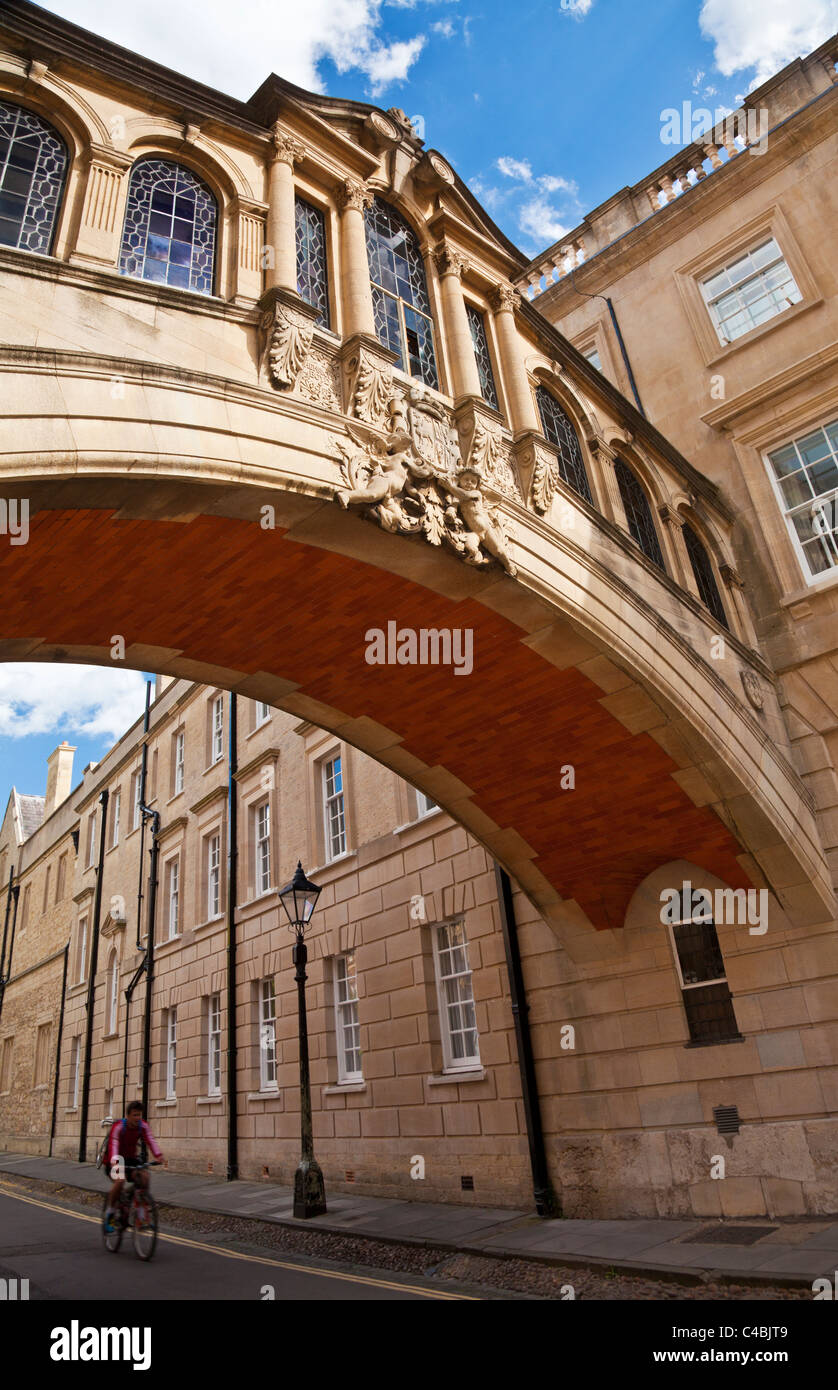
518 197 570 245
432 18 455 35
539 173 578 195
700 0 838 86
0 665 148 743
559 0 594 16
42 0 426 98
497 156 534 181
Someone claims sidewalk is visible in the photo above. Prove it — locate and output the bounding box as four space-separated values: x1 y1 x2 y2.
2 1152 837 1287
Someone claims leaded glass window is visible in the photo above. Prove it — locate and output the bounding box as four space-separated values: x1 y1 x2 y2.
466 304 498 410
614 458 666 570
364 196 438 388
0 101 68 254
295 196 329 328
535 387 594 506
119 158 216 295
683 522 729 629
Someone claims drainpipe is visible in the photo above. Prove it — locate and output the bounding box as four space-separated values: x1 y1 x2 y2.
0 864 15 1010
0 872 19 1021
140 807 161 1117
226 692 239 1181
48 943 70 1157
568 272 646 419
78 788 109 1162
135 682 152 952
494 864 560 1217
121 956 147 1115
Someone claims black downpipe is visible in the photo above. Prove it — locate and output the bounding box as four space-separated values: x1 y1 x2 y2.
140 809 161 1117
135 682 152 952
121 957 147 1115
48 943 70 1157
0 874 19 1021
0 864 14 984
494 864 559 1217
604 296 646 419
78 788 109 1162
226 693 238 1181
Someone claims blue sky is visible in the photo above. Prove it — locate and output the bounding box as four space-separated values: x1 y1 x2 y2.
3 0 837 809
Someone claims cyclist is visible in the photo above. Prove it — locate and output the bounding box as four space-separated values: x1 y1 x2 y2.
103 1100 164 1234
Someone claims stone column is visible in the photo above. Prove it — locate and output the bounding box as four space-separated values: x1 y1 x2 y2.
265 125 305 293
336 178 376 340
658 504 695 590
433 243 482 400
490 284 540 436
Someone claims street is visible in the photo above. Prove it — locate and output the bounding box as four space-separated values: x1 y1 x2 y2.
0 1187 478 1302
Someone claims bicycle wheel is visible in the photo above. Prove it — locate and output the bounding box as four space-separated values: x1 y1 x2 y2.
132 1192 158 1261
102 1194 123 1253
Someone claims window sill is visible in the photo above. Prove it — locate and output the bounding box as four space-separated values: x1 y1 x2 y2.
246 721 271 740
247 1090 283 1105
238 892 275 912
155 1099 177 1108
156 934 183 952
204 760 225 776
64 1107 78 1114
324 1081 366 1095
102 1031 118 1041
309 849 357 876
194 915 225 932
427 1067 485 1085
197 1095 224 1106
167 792 184 807
683 1034 745 1049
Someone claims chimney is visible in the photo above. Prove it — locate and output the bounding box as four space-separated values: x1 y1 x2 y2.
155 674 174 699
44 741 76 817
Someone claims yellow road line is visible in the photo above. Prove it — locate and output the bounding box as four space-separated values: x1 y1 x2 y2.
0 1182 475 1300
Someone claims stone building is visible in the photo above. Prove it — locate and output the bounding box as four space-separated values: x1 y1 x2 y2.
0 2 837 1219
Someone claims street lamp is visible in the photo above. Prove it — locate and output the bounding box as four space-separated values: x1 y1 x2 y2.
278 860 326 1218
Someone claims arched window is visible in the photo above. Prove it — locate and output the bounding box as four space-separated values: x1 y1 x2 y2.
535 386 594 505
119 158 216 294
683 522 729 629
614 458 666 570
107 949 119 1034
364 196 438 388
0 100 68 254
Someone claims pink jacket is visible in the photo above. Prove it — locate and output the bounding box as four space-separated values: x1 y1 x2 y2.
107 1118 162 1166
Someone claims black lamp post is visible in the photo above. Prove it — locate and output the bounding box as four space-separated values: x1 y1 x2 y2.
278 860 326 1219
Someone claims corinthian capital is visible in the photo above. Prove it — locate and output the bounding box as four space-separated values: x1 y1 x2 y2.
270 123 305 166
336 177 375 214
489 283 520 314
433 242 469 279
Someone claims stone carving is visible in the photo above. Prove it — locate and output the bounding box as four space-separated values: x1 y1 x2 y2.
337 178 374 214
467 421 522 502
352 350 394 428
270 123 305 166
297 348 341 411
333 405 516 574
405 385 461 475
433 243 469 279
387 108 419 138
490 283 520 314
740 669 765 712
526 439 562 515
261 299 315 389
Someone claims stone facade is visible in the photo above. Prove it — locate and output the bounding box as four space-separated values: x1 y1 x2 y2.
0 3 836 1218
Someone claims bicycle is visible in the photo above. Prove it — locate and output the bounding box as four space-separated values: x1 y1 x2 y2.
102 1160 160 1261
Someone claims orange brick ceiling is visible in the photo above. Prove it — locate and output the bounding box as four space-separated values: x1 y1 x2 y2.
1 508 750 929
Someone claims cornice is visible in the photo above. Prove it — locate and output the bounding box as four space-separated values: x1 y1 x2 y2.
157 815 188 843
234 747 281 782
190 785 228 815
701 341 838 435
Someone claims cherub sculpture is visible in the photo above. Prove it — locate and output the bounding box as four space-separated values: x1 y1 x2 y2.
442 467 518 575
335 421 437 533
